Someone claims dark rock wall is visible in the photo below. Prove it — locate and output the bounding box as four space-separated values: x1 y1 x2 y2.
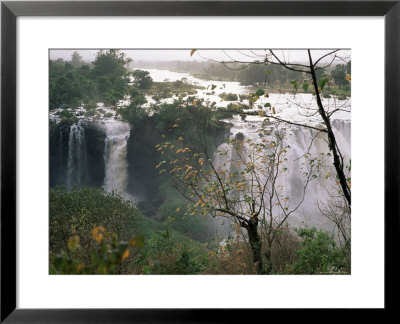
49 121 106 187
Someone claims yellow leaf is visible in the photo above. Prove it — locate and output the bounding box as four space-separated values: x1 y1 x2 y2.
190 49 197 56
346 74 351 81
121 249 130 262
199 158 204 166
178 136 184 142
67 235 80 252
129 234 145 248
92 226 104 244
176 207 181 212
76 263 85 272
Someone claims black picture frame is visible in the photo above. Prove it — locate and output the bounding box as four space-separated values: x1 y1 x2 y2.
1 0 399 322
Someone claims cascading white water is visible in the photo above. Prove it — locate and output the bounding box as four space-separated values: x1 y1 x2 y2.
102 119 131 198
139 68 352 233
213 117 351 232
66 123 88 188
282 122 351 230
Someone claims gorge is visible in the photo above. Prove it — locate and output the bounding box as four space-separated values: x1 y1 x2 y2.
50 68 351 233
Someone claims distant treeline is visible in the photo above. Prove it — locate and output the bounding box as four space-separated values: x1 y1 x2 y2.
133 59 351 90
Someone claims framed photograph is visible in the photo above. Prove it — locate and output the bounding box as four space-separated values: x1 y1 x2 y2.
1 0 398 321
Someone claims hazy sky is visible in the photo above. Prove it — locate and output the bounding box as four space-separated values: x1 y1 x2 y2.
49 49 350 64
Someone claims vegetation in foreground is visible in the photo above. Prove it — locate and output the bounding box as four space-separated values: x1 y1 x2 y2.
50 187 350 275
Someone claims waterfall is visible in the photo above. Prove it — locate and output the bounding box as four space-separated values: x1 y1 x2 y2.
66 123 88 188
102 120 131 198
212 118 351 232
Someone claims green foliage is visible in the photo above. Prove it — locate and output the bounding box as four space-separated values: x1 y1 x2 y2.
331 64 349 88
50 229 144 274
49 61 85 109
214 104 245 120
50 49 132 109
54 109 79 126
346 60 351 74
49 186 151 274
149 99 226 146
118 101 147 127
318 76 330 90
158 198 214 242
174 244 208 274
140 228 209 274
93 49 131 80
131 70 153 89
288 227 349 274
71 51 84 69
113 85 148 125
141 80 203 101
290 80 299 91
49 186 139 258
83 99 98 110
255 89 265 96
322 91 331 98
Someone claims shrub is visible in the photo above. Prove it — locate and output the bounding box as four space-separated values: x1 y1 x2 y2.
50 186 139 260
219 92 238 101
140 228 209 274
50 227 144 274
84 109 97 117
287 227 349 274
84 100 97 110
322 91 331 98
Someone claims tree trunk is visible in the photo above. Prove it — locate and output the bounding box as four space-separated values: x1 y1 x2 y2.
307 50 351 207
264 239 273 274
246 218 263 274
